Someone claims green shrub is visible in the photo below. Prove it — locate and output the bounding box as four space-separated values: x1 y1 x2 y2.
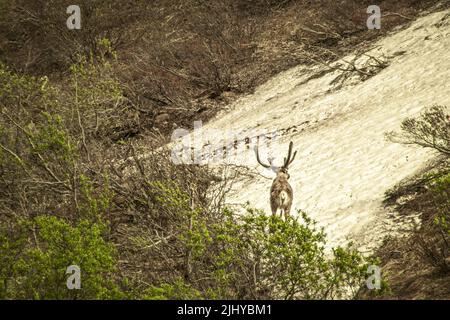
430 172 450 236
141 278 202 300
0 177 376 300
202 208 374 299
124 181 376 300
0 215 122 300
0 221 27 299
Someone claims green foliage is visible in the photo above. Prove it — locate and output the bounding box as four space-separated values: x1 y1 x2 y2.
0 171 378 300
0 167 121 299
69 42 122 111
0 63 57 113
30 112 77 163
149 180 212 259
0 221 27 299
0 56 137 300
149 180 192 215
205 209 373 299
0 215 122 300
430 172 450 235
126 182 376 300
0 63 73 175
0 63 45 101
141 278 202 300
79 174 113 222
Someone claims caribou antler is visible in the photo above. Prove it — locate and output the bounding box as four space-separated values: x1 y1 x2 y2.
254 146 272 169
282 141 297 169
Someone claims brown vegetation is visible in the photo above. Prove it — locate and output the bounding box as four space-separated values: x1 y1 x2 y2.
363 163 450 299
1 0 448 299
0 0 445 137
361 105 450 299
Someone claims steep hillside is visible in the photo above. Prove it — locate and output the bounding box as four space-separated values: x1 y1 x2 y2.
1 1 448 300
172 8 450 253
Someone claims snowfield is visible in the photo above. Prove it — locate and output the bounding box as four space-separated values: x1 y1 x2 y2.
172 9 450 253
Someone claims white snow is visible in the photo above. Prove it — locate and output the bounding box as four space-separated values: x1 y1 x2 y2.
172 9 450 253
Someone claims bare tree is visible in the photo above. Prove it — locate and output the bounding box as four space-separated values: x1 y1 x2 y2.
386 105 450 157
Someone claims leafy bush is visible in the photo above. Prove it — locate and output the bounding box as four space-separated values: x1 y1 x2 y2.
141 279 202 300
431 172 450 236
1 181 376 300
135 181 377 300
0 63 127 298
0 215 122 299
198 208 374 299
429 172 450 273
